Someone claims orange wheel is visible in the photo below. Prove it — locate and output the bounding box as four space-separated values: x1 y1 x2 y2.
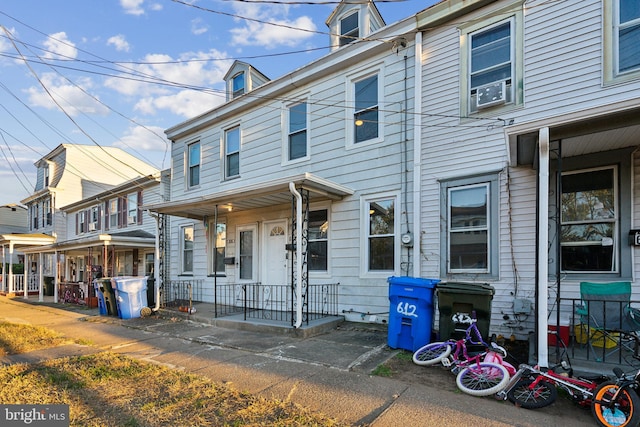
592 382 640 427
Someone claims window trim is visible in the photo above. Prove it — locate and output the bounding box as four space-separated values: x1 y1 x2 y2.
224 125 241 179
360 192 399 277
208 218 227 276
346 67 384 149
282 98 310 164
550 149 633 280
232 72 245 98
339 10 359 46
604 0 640 84
440 173 499 279
180 224 195 275
187 140 201 189
459 3 523 117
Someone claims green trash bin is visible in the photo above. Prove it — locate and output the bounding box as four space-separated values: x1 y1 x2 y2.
436 282 494 341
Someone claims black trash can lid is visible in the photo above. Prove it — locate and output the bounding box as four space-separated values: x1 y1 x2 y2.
436 281 495 295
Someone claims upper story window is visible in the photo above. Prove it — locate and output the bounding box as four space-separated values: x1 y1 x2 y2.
288 101 308 161
232 73 245 98
127 192 138 225
225 126 240 179
44 198 52 226
108 198 118 229
561 167 618 273
89 205 100 232
340 11 359 46
43 165 50 187
78 210 87 234
31 203 39 230
353 74 379 144
188 141 200 188
469 20 513 113
617 0 640 74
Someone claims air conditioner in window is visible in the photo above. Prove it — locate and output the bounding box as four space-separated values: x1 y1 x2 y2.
88 223 97 231
127 215 136 224
476 81 506 109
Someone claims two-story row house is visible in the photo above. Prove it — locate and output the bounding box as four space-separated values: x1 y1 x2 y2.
147 0 418 327
1 143 163 303
414 0 640 365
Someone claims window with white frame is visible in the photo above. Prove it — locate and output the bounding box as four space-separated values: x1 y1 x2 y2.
340 11 359 46
181 225 194 274
561 167 618 272
365 197 396 272
43 165 49 187
209 220 226 275
469 20 513 112
232 72 245 98
79 210 87 234
188 141 200 188
441 174 499 277
127 193 138 224
353 74 379 144
89 205 99 232
308 209 328 271
109 198 118 228
44 198 52 226
460 6 522 115
288 101 308 161
225 126 240 178
32 203 39 230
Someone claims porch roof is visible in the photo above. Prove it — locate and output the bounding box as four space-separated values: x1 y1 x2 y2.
20 230 155 254
144 173 354 220
506 102 640 165
0 233 56 250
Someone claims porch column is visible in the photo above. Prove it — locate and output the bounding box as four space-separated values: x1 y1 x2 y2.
23 253 29 299
54 251 59 303
537 127 550 368
8 242 14 294
1 244 5 292
38 252 44 302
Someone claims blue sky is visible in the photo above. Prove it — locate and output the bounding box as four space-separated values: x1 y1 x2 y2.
0 0 437 206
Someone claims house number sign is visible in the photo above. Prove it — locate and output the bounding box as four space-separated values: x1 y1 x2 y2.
396 301 418 318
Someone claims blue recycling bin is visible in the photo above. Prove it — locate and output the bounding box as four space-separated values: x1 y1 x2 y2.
93 279 107 315
113 276 148 319
387 276 440 352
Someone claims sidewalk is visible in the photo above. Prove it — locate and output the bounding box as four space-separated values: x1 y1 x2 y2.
0 297 596 426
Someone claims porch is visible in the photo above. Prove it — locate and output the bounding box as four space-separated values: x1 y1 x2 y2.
161 279 341 329
0 273 39 295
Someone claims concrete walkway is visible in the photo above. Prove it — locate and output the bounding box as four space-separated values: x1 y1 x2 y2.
0 297 597 426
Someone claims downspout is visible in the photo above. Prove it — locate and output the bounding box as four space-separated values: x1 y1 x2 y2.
412 31 423 277
289 182 303 329
148 210 161 312
537 127 550 368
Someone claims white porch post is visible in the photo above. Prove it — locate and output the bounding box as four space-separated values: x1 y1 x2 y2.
8 242 14 294
537 127 550 368
54 251 59 303
289 182 303 329
38 252 44 302
1 244 5 292
23 253 29 299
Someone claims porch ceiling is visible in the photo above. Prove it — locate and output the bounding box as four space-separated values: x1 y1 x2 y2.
144 173 354 220
510 104 640 165
0 233 55 249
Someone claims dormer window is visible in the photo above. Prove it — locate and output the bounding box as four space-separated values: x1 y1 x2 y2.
232 72 245 98
43 165 50 187
340 11 359 46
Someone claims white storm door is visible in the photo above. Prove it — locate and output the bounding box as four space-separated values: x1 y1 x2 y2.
238 224 258 282
263 220 288 285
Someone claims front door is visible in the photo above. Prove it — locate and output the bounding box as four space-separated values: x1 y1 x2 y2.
263 220 288 286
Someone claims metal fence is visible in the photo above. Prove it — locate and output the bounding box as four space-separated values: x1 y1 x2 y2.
165 281 340 326
553 297 640 366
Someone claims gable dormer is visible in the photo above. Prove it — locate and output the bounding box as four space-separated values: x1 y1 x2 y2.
223 60 270 101
326 0 385 52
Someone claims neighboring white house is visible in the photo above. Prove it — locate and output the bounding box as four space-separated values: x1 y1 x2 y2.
0 204 28 291
147 0 419 325
415 0 640 365
2 144 161 300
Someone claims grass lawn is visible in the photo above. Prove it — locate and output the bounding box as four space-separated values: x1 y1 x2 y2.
0 322 346 427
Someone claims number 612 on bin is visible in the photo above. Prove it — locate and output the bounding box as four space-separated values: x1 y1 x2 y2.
396 302 418 317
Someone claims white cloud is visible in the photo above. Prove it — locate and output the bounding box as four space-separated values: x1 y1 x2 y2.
0 27 17 56
27 73 109 116
114 124 170 164
103 50 231 118
191 18 208 35
107 34 131 52
42 32 78 60
120 0 145 15
229 3 316 49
